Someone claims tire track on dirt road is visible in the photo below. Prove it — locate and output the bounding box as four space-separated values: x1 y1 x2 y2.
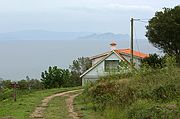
30 89 83 119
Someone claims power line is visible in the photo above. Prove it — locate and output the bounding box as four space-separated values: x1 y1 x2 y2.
134 25 141 53
138 20 148 23
133 19 149 23
130 18 150 67
131 18 150 57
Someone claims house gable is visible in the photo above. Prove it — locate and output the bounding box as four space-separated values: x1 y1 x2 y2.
80 50 126 78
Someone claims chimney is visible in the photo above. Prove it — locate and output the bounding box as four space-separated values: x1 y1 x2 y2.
110 41 117 51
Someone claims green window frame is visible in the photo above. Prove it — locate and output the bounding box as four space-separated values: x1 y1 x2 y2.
104 60 119 72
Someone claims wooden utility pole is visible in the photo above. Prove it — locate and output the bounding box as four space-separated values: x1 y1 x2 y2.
11 82 17 102
13 82 17 102
131 18 134 66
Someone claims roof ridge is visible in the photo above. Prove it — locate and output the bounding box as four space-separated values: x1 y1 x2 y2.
89 51 110 60
90 48 149 60
116 49 149 58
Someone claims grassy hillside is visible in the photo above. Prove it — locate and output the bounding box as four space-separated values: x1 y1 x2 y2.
74 65 180 119
0 87 80 119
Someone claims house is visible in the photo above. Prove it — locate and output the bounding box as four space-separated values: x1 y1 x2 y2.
80 42 149 85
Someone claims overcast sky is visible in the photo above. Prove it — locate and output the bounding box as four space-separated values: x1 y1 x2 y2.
0 0 179 80
0 0 179 38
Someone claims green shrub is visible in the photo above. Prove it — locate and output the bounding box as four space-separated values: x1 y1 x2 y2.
81 56 180 118
128 100 180 119
141 53 163 68
87 79 136 111
1 80 11 89
0 88 13 101
151 84 178 102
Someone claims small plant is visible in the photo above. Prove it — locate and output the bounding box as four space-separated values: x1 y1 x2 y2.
151 84 177 102
128 102 179 119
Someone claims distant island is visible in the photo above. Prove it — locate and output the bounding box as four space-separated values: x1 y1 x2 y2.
0 30 129 41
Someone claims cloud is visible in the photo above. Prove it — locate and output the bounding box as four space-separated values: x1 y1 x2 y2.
67 3 154 13
106 4 154 11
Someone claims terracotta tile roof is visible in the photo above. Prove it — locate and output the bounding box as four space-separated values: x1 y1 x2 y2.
114 50 131 64
115 48 149 59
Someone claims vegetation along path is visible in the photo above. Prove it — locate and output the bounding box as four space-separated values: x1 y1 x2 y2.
30 89 83 119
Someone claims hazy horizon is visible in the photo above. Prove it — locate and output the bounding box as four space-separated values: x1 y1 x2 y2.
0 34 160 80
0 0 178 80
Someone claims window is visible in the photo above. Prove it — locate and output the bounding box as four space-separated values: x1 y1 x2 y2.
104 60 119 72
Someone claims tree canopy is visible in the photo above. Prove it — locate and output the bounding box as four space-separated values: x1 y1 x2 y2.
41 66 71 88
69 57 92 75
41 57 92 88
141 53 163 68
146 6 180 63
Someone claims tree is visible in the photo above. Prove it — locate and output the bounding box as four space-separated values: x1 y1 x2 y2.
41 58 92 88
141 54 163 68
0 78 3 89
28 79 44 89
18 78 43 90
41 66 71 88
146 6 180 64
18 80 28 90
1 80 12 89
69 57 92 86
69 57 92 75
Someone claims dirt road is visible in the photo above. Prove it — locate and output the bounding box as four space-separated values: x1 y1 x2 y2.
30 89 83 119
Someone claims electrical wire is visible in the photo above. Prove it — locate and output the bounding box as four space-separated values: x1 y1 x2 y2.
134 24 141 54
130 18 152 55
133 18 150 54
138 20 148 23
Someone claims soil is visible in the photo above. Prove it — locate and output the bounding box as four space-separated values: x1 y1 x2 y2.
30 89 83 119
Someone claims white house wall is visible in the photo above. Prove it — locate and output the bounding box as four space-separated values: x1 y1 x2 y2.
82 53 122 85
122 54 141 68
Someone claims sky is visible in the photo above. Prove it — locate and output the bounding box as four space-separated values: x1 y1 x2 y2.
0 0 179 38
0 0 179 80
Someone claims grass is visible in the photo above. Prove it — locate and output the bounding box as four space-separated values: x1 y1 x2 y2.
44 91 82 119
0 87 81 119
74 67 180 119
74 93 127 119
74 94 105 119
44 96 70 119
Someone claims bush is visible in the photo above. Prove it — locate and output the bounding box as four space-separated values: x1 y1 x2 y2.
1 80 12 89
141 53 163 68
28 79 44 90
18 79 44 90
0 88 13 101
0 79 44 101
128 100 180 119
80 56 180 118
85 67 180 111
18 80 29 90
86 79 136 111
151 84 178 102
